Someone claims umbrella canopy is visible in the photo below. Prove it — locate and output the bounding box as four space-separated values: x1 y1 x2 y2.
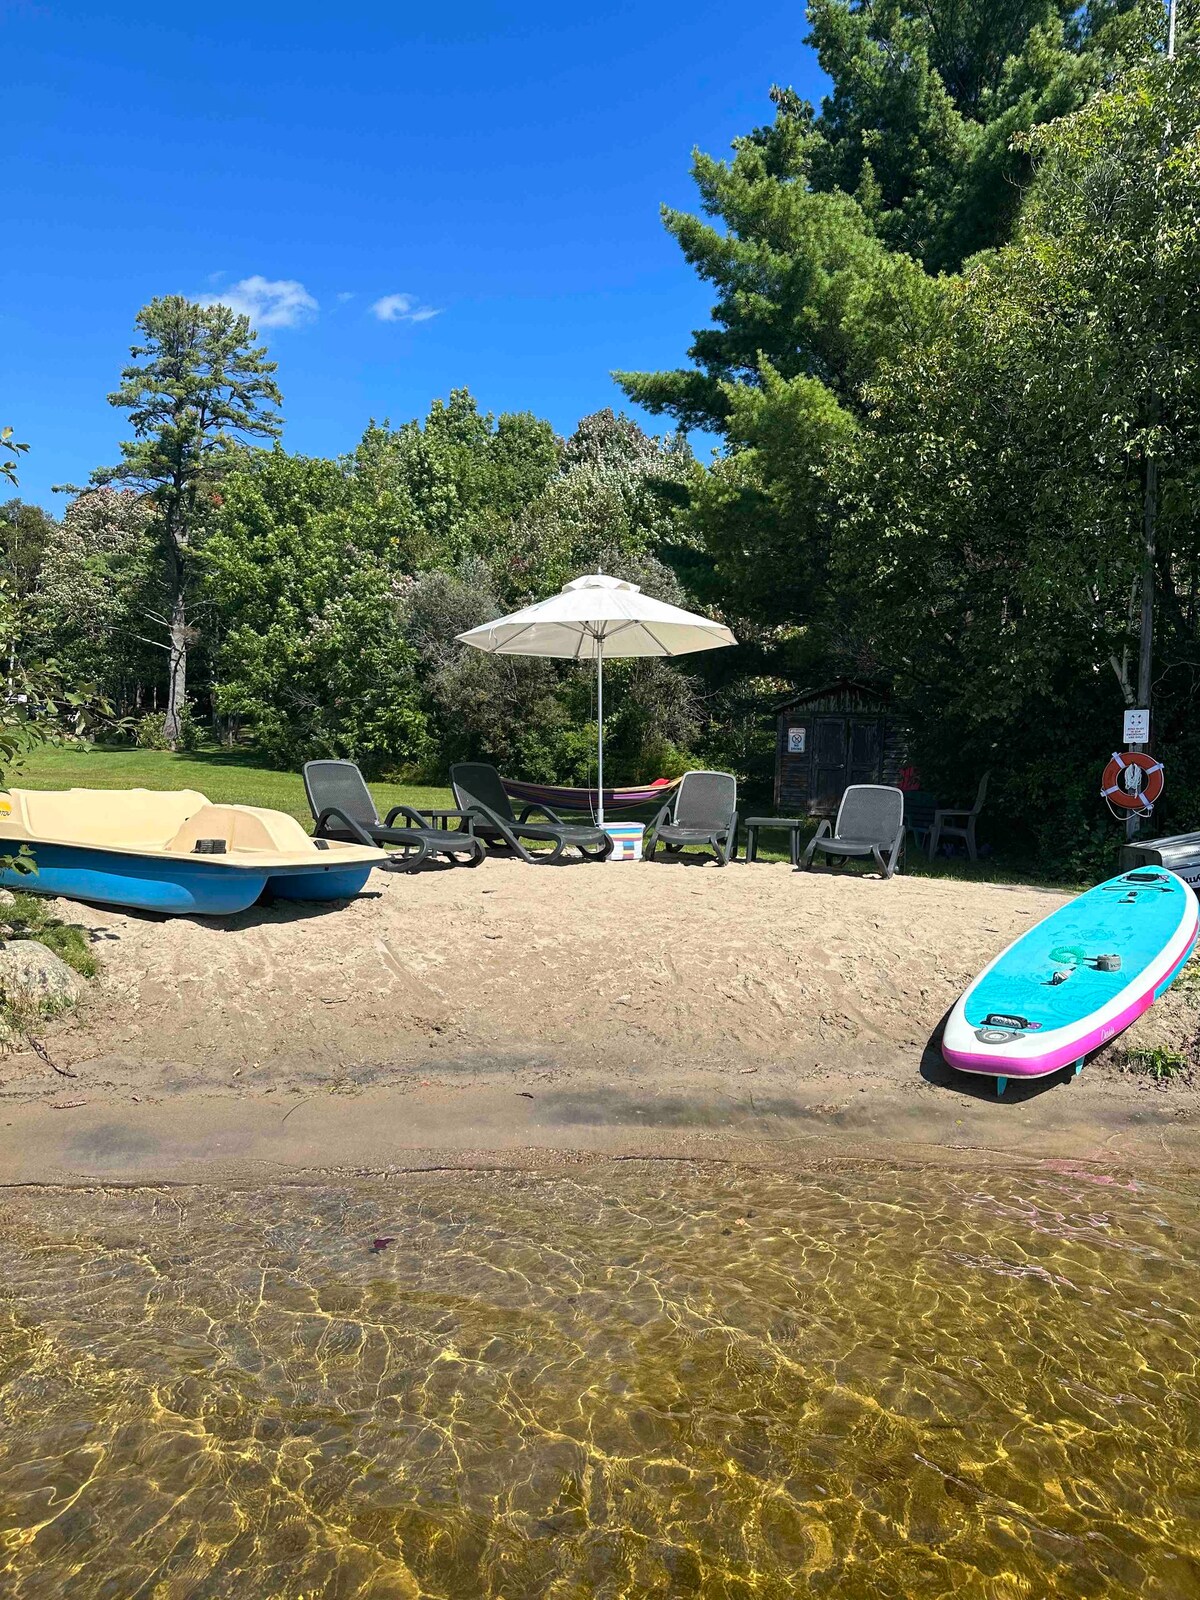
456 573 736 659
456 574 736 823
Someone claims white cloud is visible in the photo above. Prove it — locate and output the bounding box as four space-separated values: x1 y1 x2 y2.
337 291 356 303
370 292 439 324
198 275 318 329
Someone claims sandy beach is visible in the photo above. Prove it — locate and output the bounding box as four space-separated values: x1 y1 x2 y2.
1 858 1197 1183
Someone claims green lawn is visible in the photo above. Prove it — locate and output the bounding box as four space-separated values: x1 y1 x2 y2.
8 744 453 828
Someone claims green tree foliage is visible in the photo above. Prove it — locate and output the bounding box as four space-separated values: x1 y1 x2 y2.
615 0 1131 436
201 400 704 783
201 450 430 776
29 490 158 705
97 297 283 743
404 553 702 784
0 453 116 799
615 94 930 434
497 410 699 600
611 0 1187 847
805 0 1140 270
847 39 1200 864
1 499 57 592
349 391 563 571
688 365 857 643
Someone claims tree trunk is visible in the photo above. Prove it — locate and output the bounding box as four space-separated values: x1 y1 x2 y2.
164 589 188 745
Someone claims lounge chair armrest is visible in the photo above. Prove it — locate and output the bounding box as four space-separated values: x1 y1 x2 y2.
813 819 833 842
517 801 565 824
648 801 674 832
463 802 504 829
384 803 431 829
932 807 972 823
313 805 374 847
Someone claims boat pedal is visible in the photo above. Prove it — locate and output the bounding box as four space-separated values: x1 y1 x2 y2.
192 838 227 855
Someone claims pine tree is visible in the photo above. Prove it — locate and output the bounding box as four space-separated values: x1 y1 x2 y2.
616 0 1136 437
98 296 282 742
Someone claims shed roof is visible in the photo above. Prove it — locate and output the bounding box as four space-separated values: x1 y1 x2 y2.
775 676 892 712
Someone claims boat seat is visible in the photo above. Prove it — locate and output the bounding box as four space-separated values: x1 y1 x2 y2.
166 804 316 856
7 788 210 851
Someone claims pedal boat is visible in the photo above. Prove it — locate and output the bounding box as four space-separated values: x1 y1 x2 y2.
0 787 386 915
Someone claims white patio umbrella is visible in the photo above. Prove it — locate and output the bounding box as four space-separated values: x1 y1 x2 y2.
456 573 737 824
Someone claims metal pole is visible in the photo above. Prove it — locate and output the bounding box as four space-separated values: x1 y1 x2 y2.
596 640 605 827
1128 458 1157 841
1128 4 1176 837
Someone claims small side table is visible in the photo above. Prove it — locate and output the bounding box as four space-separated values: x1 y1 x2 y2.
745 816 806 867
421 808 475 833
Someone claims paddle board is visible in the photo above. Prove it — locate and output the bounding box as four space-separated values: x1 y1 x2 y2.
942 868 1198 1093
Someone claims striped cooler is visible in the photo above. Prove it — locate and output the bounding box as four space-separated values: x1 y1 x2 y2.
602 822 645 862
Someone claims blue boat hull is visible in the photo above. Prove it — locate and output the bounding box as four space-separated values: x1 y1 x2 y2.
0 839 374 916
266 865 375 901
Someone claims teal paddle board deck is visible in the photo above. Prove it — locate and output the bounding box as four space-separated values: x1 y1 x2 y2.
942 869 1198 1091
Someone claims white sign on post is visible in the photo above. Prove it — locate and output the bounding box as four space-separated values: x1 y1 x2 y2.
787 727 807 754
1123 708 1150 745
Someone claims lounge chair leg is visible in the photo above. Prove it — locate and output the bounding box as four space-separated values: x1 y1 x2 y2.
395 838 432 873
996 1076 1007 1097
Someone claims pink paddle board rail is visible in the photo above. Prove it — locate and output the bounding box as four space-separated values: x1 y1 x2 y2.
943 932 1197 1077
942 869 1198 1082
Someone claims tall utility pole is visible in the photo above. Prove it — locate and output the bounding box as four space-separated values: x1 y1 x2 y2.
1127 0 1178 841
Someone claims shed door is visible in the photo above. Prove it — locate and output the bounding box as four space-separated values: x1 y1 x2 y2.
812 717 847 813
848 718 882 787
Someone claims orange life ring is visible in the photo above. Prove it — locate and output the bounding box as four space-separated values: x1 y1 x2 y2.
1101 750 1164 813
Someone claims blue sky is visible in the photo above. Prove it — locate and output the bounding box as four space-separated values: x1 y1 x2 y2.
3 1 824 510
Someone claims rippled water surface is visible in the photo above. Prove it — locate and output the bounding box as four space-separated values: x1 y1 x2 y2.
0 1160 1198 1598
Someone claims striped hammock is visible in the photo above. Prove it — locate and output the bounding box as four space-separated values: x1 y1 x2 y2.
501 776 681 815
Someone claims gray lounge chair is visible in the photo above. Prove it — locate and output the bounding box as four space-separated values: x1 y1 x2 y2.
449 762 613 862
928 772 989 861
800 784 905 878
646 770 738 865
304 760 483 870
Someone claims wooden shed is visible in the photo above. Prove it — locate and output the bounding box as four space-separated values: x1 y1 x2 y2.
774 679 904 816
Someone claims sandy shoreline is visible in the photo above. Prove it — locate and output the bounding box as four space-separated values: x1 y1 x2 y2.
1 858 1197 1183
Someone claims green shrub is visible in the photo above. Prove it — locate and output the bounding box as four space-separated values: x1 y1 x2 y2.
1120 1047 1189 1082
134 706 204 753
134 711 172 749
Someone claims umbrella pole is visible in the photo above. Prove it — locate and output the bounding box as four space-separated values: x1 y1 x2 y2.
596 641 605 827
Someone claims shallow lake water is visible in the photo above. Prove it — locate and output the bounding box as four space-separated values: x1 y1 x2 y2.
0 1159 1197 1599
